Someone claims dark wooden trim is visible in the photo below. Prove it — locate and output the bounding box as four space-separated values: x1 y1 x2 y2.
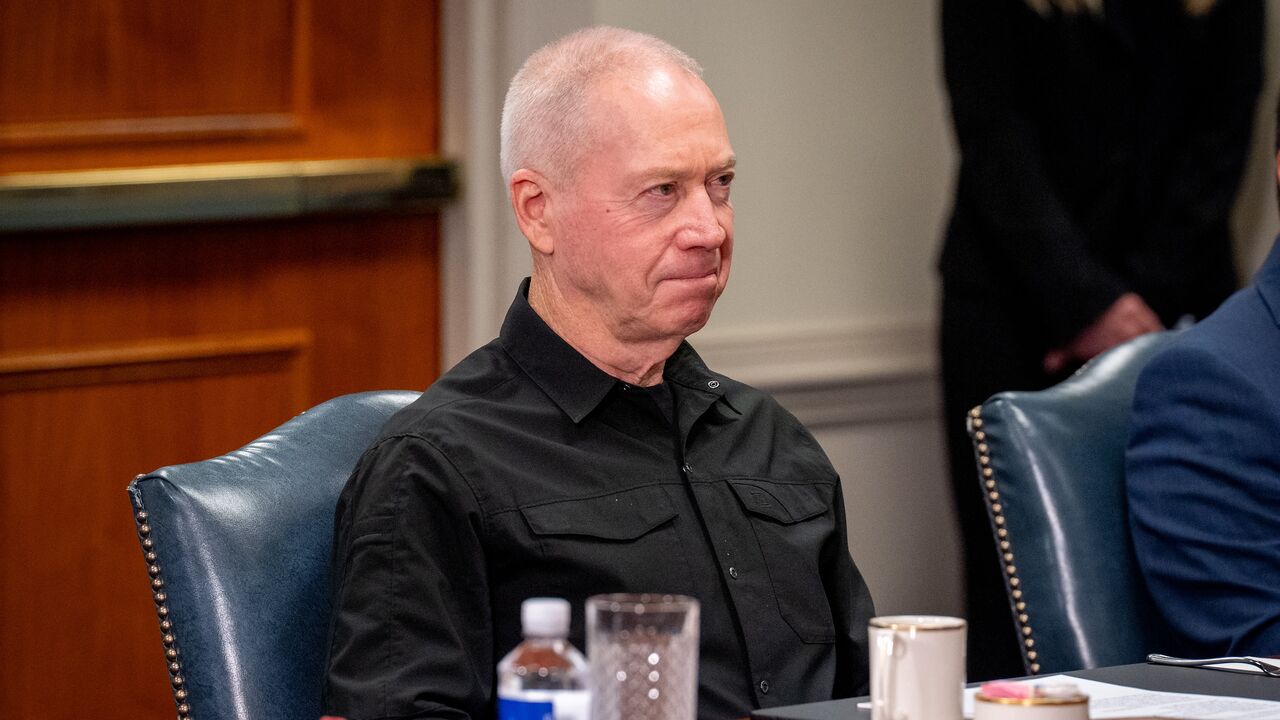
0 157 458 232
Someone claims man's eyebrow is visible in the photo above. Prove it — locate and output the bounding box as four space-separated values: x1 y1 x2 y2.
635 157 738 182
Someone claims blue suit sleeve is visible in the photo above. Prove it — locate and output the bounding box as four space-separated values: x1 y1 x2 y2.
1126 344 1280 656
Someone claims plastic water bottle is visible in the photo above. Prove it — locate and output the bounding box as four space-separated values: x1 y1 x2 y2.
497 597 590 720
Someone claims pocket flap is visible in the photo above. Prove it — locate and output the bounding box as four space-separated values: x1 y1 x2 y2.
521 485 677 541
728 480 830 524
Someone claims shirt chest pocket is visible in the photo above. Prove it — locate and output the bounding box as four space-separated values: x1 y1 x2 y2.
729 479 838 644
519 484 687 591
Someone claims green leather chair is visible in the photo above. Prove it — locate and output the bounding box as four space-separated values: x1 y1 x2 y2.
967 332 1176 675
127 390 419 720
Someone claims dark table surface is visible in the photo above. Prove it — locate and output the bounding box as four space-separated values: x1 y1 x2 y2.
750 662 1280 719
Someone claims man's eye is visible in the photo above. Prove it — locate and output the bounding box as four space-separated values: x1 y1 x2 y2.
651 183 676 197
712 174 733 188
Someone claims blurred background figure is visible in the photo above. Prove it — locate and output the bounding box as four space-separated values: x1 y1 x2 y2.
938 0 1264 680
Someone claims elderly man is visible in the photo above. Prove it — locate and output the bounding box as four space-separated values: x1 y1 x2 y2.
322 26 874 720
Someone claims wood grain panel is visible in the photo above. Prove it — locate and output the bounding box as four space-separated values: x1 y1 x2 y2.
0 0 438 173
0 214 439 720
0 0 307 145
0 215 439 393
0 370 308 720
0 329 311 396
0 3 442 717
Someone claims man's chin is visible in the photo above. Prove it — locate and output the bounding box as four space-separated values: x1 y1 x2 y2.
666 305 716 339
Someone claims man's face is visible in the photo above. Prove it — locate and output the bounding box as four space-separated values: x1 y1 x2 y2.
547 65 735 345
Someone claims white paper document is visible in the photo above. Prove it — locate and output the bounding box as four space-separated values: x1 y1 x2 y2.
962 675 1280 719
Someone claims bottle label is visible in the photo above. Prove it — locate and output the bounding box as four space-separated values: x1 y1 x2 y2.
497 691 590 720
498 697 554 720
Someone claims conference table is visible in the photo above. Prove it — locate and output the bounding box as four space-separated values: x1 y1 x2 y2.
751 662 1280 719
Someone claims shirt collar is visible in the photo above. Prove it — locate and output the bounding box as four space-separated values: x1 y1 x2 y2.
497 279 740 422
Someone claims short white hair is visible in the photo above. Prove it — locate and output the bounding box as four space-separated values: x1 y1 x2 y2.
500 26 703 186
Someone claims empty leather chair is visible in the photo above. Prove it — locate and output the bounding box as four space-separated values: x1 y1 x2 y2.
127 390 419 720
967 331 1176 675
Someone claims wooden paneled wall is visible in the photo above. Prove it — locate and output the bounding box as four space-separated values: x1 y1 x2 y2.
0 2 443 718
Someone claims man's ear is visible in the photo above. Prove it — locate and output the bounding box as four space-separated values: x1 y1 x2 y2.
510 169 555 256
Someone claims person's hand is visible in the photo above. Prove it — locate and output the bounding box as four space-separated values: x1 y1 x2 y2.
1043 292 1163 375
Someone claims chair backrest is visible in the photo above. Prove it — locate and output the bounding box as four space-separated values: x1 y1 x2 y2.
127 390 420 720
967 332 1176 676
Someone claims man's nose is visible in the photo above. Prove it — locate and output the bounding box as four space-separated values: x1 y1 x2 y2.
676 188 727 249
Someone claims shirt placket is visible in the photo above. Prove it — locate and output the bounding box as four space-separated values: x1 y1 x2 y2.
674 384 780 708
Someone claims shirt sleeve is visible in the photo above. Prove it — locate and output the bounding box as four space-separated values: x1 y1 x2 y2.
826 479 876 697
942 0 1128 343
1126 345 1280 656
323 435 493 720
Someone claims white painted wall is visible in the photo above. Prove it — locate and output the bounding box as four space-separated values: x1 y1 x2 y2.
440 0 1280 621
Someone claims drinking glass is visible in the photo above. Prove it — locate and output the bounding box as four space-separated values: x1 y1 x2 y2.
586 594 699 720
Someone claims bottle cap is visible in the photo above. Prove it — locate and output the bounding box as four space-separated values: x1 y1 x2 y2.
521 597 571 638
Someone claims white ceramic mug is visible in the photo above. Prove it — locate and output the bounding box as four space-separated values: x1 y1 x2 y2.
869 615 966 720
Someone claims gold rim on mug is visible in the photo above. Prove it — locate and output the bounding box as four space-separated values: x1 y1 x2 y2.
869 615 967 631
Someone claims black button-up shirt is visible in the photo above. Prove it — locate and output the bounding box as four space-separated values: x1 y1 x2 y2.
323 281 875 720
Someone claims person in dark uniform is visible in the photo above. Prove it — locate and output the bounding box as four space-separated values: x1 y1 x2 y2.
323 26 875 720
939 0 1262 680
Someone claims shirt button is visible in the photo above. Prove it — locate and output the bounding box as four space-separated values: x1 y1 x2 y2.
681 463 692 474
707 379 720 389
758 679 770 694
728 566 739 579
621 383 631 391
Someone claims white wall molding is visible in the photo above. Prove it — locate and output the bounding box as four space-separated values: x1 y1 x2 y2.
440 0 511 369
692 319 941 428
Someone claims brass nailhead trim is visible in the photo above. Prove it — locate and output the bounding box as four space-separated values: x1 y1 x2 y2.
970 405 1041 675
133 502 192 720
